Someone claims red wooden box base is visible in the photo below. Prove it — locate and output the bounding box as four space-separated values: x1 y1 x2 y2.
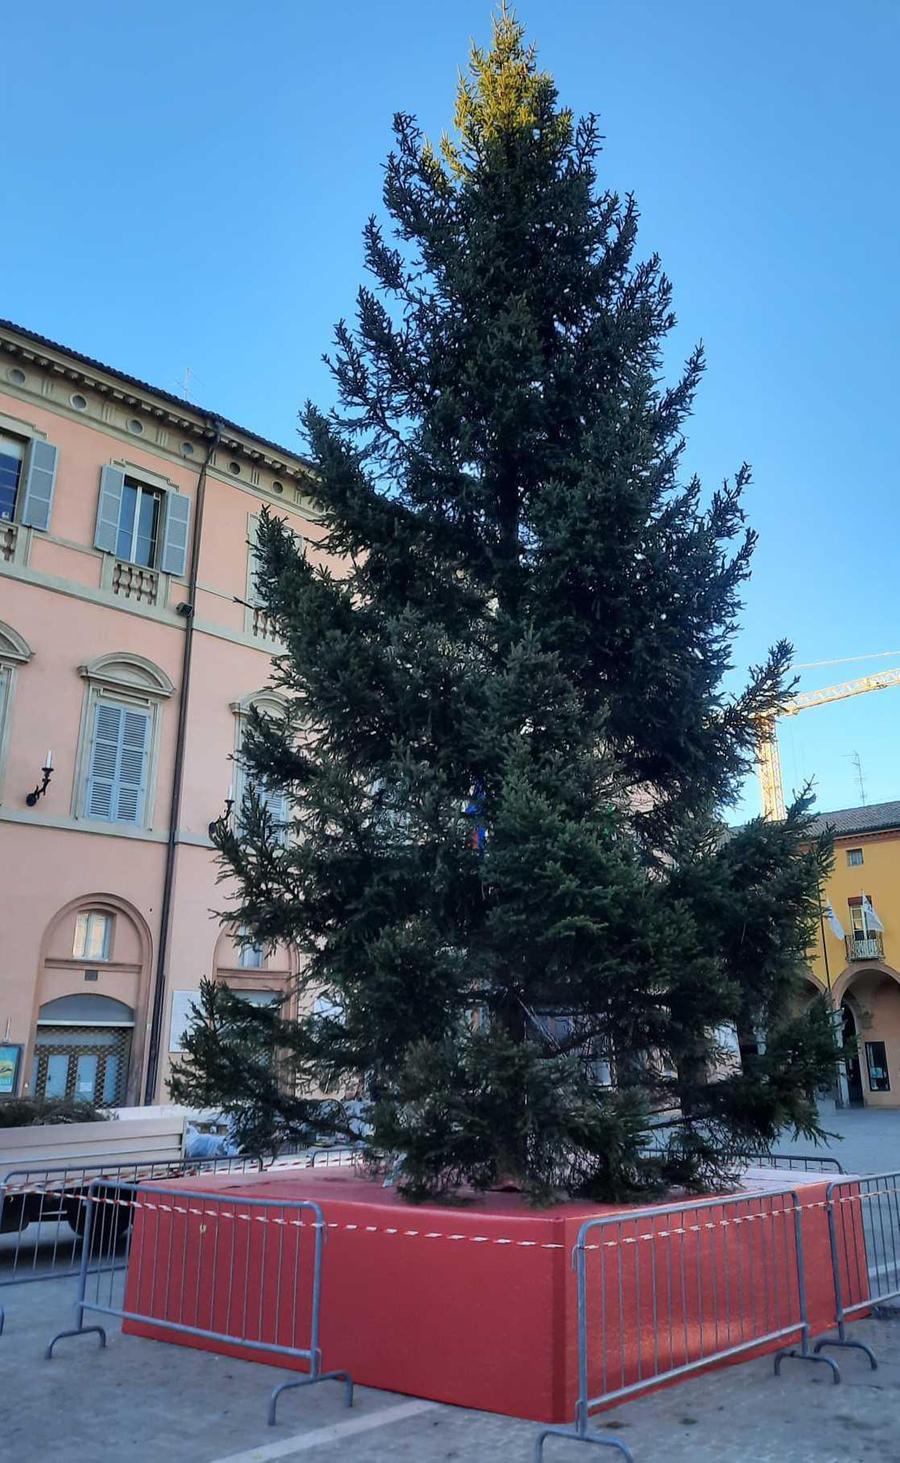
122 1167 855 1424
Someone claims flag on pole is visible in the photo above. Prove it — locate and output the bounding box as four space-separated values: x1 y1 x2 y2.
862 897 885 933
823 904 845 940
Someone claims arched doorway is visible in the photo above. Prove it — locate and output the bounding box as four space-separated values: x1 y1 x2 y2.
31 994 134 1107
841 1001 865 1106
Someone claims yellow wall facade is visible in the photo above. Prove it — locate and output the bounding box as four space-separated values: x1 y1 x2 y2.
807 823 900 1107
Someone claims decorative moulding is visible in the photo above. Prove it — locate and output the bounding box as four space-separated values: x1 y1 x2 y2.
78 651 174 699
0 621 33 664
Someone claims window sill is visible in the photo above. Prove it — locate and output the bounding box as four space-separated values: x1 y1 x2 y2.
0 805 167 842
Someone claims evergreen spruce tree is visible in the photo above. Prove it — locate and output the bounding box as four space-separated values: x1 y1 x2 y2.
171 10 838 1201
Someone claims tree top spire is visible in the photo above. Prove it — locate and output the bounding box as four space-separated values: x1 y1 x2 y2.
441 6 572 178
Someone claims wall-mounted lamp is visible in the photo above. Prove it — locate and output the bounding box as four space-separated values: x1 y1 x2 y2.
26 750 54 806
208 783 235 841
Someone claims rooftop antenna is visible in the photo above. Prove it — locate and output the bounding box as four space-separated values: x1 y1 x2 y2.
175 366 196 401
850 750 867 806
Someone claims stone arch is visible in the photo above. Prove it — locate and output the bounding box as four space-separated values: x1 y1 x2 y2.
832 961 900 1008
833 963 900 1106
213 922 257 974
27 893 154 1105
38 891 153 970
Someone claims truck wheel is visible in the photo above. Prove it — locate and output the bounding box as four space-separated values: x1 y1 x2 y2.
64 1187 133 1245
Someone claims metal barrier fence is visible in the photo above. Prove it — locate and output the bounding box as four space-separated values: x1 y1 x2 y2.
534 1187 839 1462
643 1140 843 1175
0 1152 264 1334
747 1152 843 1174
814 1170 900 1370
306 1145 364 1168
45 1177 353 1426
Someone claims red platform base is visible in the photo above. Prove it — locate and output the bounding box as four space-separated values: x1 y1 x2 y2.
122 1167 859 1424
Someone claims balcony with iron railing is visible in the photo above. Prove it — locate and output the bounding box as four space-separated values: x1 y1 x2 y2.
845 931 884 962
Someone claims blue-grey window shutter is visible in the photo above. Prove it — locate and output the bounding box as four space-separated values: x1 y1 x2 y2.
95 466 125 553
86 702 123 820
260 782 289 844
85 701 150 824
160 492 190 577
20 440 59 531
116 708 150 822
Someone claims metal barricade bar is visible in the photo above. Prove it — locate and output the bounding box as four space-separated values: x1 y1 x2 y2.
814 1170 900 1370
643 1141 843 1174
0 1152 264 1335
748 1153 843 1174
534 1186 839 1461
45 1177 353 1426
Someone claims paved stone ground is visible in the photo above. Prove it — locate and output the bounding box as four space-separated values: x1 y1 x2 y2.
772 1101 900 1177
2 1105 900 1462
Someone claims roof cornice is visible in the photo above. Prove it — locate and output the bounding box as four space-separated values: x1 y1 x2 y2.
0 319 314 482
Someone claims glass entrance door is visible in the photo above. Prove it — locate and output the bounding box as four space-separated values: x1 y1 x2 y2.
31 1025 131 1106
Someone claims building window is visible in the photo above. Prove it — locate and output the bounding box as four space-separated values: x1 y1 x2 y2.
73 911 113 961
865 1040 890 1093
847 848 864 867
94 466 190 578
75 653 173 831
230 689 291 844
234 988 279 1009
244 512 298 643
116 479 163 569
84 700 151 824
0 621 33 799
0 431 25 522
239 930 264 969
0 428 58 533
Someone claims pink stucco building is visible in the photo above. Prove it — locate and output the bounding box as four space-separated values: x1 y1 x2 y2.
0 319 314 1106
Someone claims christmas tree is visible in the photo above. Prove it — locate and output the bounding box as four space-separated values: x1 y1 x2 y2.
171 9 837 1201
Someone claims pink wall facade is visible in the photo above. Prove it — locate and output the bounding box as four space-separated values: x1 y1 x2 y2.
0 323 318 1105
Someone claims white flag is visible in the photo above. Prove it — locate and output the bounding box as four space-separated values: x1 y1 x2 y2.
824 904 845 940
863 897 885 933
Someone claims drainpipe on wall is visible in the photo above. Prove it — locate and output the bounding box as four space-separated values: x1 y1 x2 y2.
143 416 223 1103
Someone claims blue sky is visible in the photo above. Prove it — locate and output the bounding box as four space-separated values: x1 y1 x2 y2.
2 1 898 820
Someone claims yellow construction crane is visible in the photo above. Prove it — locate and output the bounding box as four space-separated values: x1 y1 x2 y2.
757 667 900 819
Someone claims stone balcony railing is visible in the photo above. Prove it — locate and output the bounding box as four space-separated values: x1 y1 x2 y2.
845 932 884 962
251 605 280 643
112 559 160 604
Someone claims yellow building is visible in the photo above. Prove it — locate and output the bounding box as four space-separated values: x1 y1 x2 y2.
806 800 900 1107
